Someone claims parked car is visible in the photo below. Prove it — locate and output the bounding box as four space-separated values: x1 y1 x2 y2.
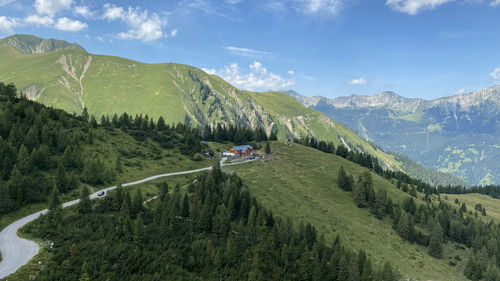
97 191 105 197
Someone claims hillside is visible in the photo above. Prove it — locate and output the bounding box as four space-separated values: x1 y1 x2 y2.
229 142 470 281
0 34 462 186
0 83 217 227
287 87 500 185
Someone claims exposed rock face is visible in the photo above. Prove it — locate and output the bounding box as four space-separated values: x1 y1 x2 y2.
287 86 500 185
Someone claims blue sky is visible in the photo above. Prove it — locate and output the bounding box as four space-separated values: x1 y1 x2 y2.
0 0 499 99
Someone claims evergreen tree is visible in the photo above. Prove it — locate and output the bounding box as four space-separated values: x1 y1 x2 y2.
461 203 467 212
79 261 90 281
115 155 123 173
265 142 271 154
337 166 352 191
484 264 500 281
428 224 443 258
249 233 275 281
131 190 143 217
55 163 69 193
81 108 89 123
181 193 190 218
78 186 91 214
70 243 78 257
48 185 61 212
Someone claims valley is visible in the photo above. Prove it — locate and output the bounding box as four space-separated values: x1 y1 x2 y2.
287 88 500 185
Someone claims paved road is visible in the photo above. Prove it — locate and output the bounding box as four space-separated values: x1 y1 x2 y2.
0 158 255 279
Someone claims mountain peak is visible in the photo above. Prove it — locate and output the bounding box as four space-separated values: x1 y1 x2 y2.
0 34 86 54
283 90 323 107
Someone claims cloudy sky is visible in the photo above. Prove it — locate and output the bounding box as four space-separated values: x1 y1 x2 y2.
0 0 499 99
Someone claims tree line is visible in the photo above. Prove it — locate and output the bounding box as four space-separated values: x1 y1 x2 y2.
338 166 500 280
27 164 401 281
0 82 204 214
295 136 438 198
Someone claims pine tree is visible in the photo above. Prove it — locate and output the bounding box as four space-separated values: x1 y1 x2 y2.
213 204 230 236
81 108 89 123
265 142 271 154
16 145 32 174
78 186 91 214
48 185 61 212
79 261 90 281
55 163 69 193
249 233 275 281
337 166 352 191
115 155 123 173
380 261 400 281
131 190 144 217
461 202 467 212
484 264 500 281
199 201 212 231
428 224 443 258
181 193 190 218
70 243 78 257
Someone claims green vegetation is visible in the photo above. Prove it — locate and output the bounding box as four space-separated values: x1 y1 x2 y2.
303 89 500 185
0 34 461 186
229 142 470 281
0 82 216 222
19 166 401 281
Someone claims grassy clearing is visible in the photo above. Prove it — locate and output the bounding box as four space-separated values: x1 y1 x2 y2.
444 193 500 222
228 141 468 281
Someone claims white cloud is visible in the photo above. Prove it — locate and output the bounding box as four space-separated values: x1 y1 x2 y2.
102 3 124 20
348 77 368 85
74 6 94 18
455 87 467 95
296 0 345 16
170 28 178 37
202 68 217 75
288 70 295 75
223 46 271 58
491 0 500 6
208 61 294 91
0 16 18 33
54 17 87 31
34 0 73 16
265 0 347 16
24 14 54 26
491 67 500 80
96 36 104 42
385 0 455 15
103 3 167 42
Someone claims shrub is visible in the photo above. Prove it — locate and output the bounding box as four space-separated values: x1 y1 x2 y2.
193 153 203 161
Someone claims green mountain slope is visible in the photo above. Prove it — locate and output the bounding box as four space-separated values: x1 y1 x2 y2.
230 142 470 281
0 34 463 186
0 34 85 54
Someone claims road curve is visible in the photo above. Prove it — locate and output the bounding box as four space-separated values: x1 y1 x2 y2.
0 159 255 279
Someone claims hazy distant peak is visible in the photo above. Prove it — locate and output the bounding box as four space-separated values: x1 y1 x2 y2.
0 34 86 54
283 90 322 107
430 85 500 110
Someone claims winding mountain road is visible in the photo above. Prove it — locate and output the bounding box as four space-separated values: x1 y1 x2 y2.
0 158 254 279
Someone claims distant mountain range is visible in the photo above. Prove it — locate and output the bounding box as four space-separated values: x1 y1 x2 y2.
0 34 466 186
286 86 500 185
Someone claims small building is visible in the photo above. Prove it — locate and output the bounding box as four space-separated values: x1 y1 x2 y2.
227 145 253 157
200 150 211 158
